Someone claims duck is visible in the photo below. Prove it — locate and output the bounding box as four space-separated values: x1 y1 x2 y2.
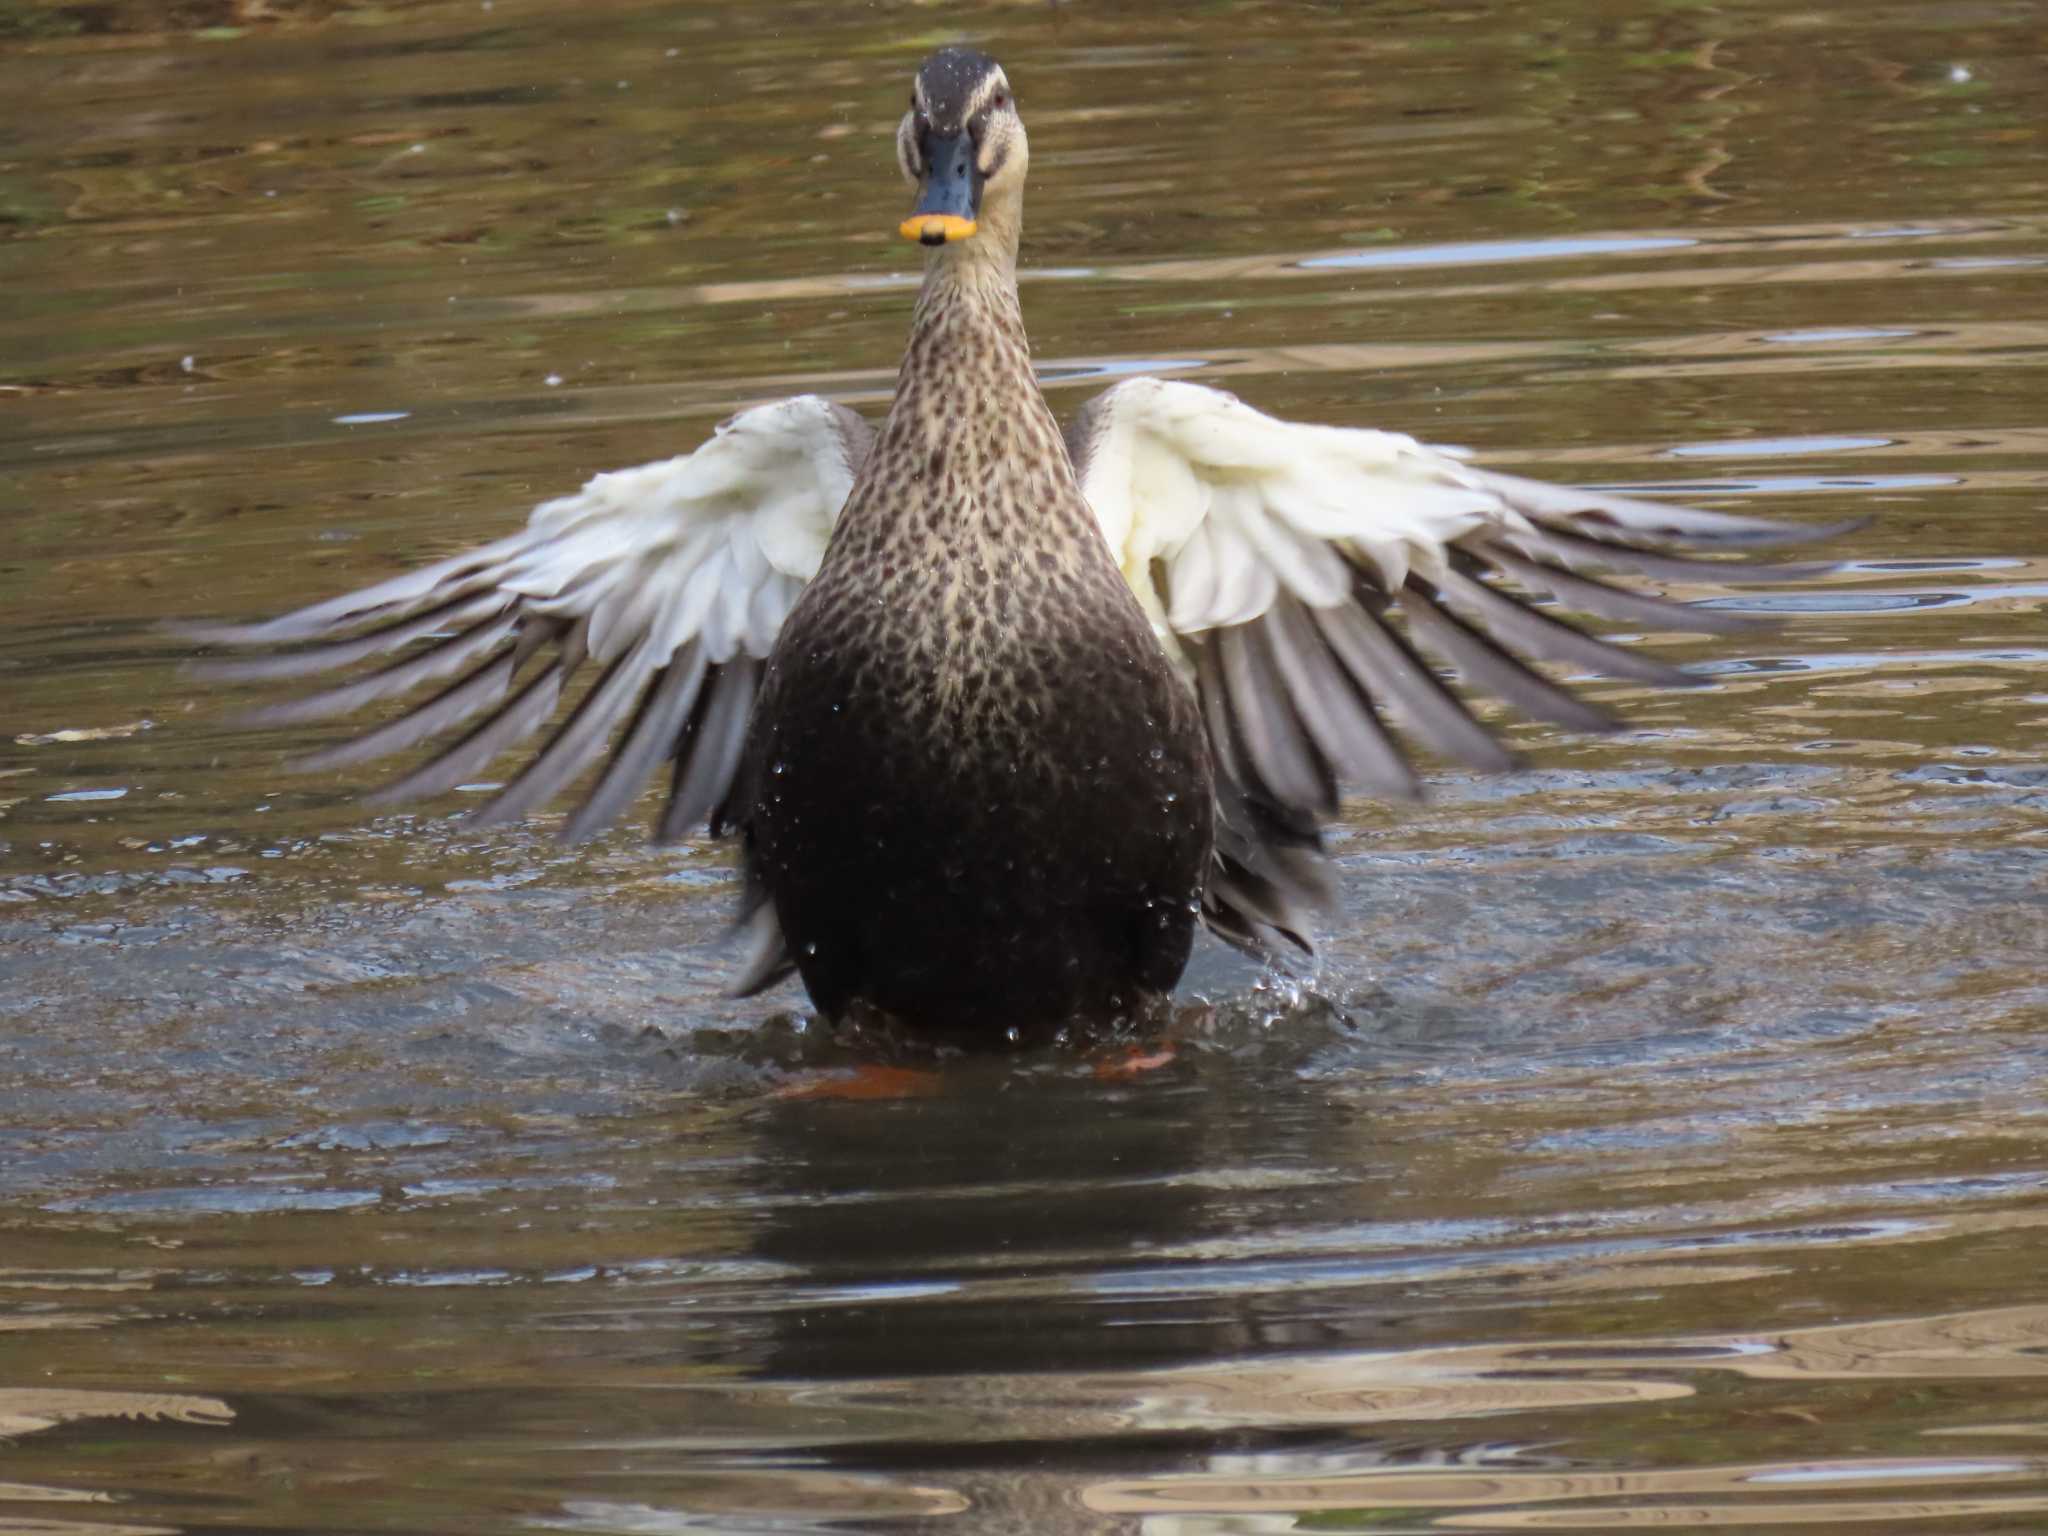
184 47 1853 1040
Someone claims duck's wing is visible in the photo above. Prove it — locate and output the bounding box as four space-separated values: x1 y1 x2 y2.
180 394 871 848
1066 376 1859 956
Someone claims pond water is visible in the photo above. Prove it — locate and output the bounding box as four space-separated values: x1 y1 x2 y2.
3 0 2046 1530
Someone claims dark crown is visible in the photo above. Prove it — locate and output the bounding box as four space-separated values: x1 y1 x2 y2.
915 47 1002 132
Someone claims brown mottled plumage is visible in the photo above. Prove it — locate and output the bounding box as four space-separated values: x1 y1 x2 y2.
739 49 1213 1034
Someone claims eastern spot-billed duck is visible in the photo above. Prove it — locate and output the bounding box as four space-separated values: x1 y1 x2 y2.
182 48 1856 1038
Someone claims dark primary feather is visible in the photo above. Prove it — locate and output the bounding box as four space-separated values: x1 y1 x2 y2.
563 645 709 844
1434 559 1701 689
245 613 523 728
1203 780 1331 961
1513 524 1846 585
207 573 768 845
665 654 758 842
470 640 662 828
238 589 767 844
1167 478 1855 922
1475 542 1762 635
1398 574 1621 736
1260 595 1421 800
1311 597 1518 774
290 649 521 774
194 591 515 683
171 542 528 649
1217 622 1338 817
366 653 572 809
728 860 797 998
178 397 872 854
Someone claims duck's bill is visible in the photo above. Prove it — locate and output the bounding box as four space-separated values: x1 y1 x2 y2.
900 212 977 245
899 131 981 245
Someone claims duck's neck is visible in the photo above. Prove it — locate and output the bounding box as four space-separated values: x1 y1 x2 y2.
899 215 1034 410
830 200 1096 566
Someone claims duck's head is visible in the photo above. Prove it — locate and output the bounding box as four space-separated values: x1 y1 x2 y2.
896 48 1027 250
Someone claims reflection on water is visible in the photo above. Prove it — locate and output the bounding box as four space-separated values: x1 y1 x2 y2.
1295 234 1701 269
2 0 2046 1530
1666 436 1898 457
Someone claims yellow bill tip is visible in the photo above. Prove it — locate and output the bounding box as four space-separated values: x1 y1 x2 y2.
899 214 978 246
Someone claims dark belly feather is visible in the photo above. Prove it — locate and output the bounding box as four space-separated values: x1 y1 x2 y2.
744 587 1212 1035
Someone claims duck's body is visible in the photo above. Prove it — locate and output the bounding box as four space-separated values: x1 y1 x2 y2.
182 49 1858 1042
744 103 1211 1032
746 603 1208 1032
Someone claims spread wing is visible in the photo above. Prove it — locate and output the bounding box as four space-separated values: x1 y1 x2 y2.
1067 376 1859 954
181 394 871 848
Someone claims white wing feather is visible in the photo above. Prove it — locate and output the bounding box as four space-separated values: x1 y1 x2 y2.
1082 377 1813 642
182 393 868 844
1067 375 1857 959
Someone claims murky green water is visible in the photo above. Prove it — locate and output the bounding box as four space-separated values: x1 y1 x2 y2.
4 0 2046 1530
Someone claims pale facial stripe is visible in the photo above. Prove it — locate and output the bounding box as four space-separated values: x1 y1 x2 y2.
957 69 1011 124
